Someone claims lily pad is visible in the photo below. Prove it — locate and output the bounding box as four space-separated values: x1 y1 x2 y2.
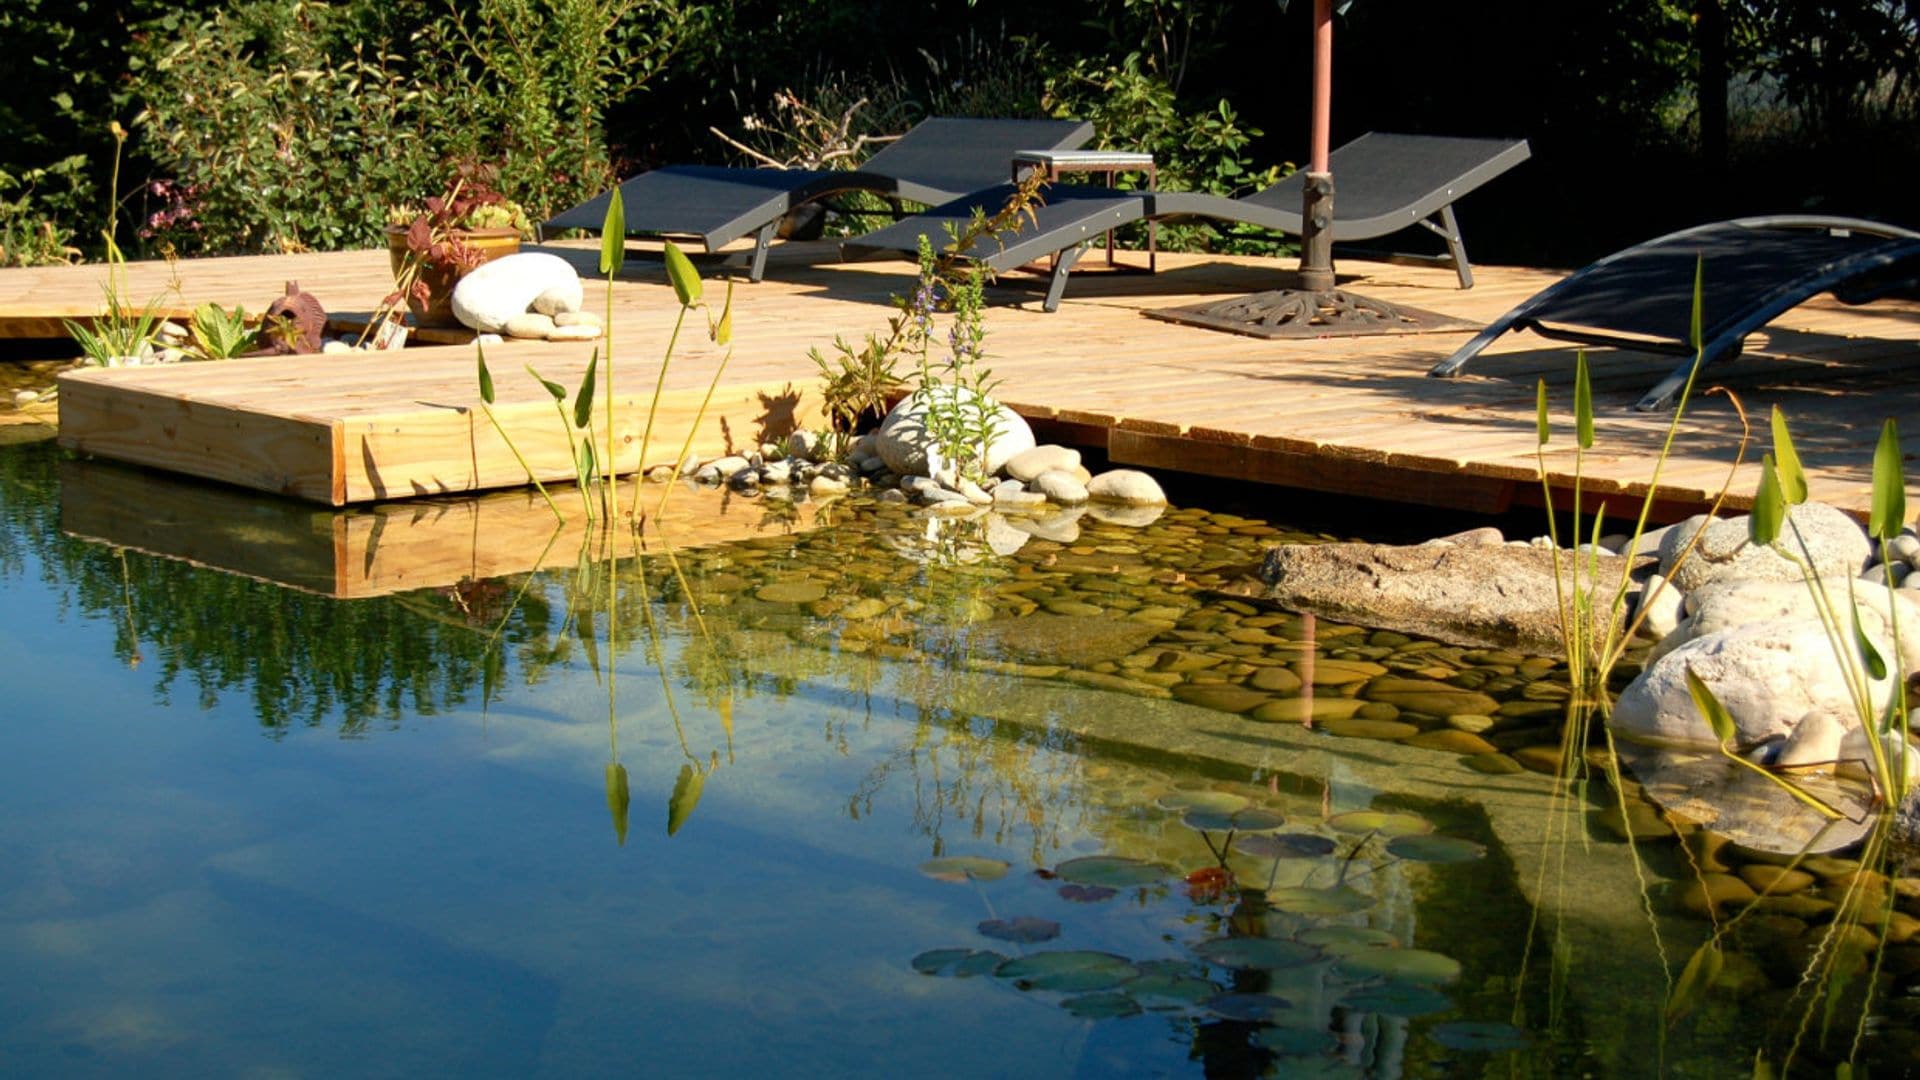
1120 971 1219 1006
1430 1021 1530 1051
1337 948 1461 985
1158 790 1251 814
913 947 1007 977
919 856 1011 883
1195 937 1322 970
1386 835 1487 864
1055 855 1172 888
996 951 1139 993
979 916 1060 944
954 950 1009 977
1326 810 1433 838
1299 926 1400 955
1266 886 1375 916
1061 992 1143 1019
1059 884 1118 903
1184 807 1288 832
1236 833 1336 859
1204 992 1294 1021
1254 1026 1338 1055
1340 982 1454 1017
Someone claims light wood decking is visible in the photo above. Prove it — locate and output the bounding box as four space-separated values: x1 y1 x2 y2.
11 238 1920 517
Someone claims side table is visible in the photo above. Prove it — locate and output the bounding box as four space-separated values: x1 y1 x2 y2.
1010 149 1156 273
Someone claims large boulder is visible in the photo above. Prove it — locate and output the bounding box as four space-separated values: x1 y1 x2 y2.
1252 541 1636 653
451 253 583 333
1653 576 1920 671
1612 617 1897 753
1658 503 1871 592
873 386 1035 478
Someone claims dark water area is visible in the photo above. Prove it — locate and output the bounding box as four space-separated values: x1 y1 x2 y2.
1 438 1912 1077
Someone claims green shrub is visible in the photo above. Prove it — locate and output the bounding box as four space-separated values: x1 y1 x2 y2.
0 157 86 266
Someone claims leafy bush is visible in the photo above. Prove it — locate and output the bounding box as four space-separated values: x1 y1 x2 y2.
0 157 86 266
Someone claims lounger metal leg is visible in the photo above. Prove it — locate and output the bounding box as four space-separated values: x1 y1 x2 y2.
748 222 777 282
1415 204 1474 289
1043 246 1090 312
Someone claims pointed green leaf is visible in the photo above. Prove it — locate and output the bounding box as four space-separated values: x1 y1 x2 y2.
574 348 599 429
667 762 706 836
599 187 626 276
1535 379 1550 446
1666 939 1721 1026
477 343 496 404
663 241 702 307
1686 667 1738 747
712 279 734 345
1690 255 1705 354
605 762 630 846
525 364 566 401
578 436 597 490
1751 454 1784 547
1853 599 1889 681
1574 351 1594 450
1750 1050 1773 1080
1870 418 1905 541
1769 406 1808 505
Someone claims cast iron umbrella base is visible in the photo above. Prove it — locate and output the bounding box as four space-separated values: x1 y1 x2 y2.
1148 284 1473 340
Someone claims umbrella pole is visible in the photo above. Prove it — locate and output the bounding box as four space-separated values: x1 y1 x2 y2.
1298 0 1337 293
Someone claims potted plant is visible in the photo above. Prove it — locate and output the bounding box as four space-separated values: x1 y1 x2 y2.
381 163 531 329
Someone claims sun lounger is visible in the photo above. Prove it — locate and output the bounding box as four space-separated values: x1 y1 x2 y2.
541 117 1095 281
842 132 1531 310
1427 216 1920 411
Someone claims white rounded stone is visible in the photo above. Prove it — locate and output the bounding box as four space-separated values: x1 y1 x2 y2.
502 312 557 340
451 253 582 332
1086 468 1166 506
872 386 1035 478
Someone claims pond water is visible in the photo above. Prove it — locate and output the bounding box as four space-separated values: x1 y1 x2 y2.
1 438 1913 1077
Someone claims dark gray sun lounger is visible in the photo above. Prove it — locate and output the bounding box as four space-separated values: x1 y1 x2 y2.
1427 216 1920 411
542 117 1094 281
842 132 1531 310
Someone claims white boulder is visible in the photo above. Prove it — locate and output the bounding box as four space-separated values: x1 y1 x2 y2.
1086 469 1166 506
873 386 1035 478
1659 503 1871 592
451 253 583 333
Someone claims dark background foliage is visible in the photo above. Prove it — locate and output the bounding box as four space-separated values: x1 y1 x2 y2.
3 0 1915 268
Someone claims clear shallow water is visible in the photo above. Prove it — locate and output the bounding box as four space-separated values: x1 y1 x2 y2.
0 440 1907 1077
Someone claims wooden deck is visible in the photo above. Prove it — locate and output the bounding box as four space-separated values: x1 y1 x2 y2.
11 237 1920 518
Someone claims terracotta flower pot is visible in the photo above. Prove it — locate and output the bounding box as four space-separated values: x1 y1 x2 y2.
383 225 521 328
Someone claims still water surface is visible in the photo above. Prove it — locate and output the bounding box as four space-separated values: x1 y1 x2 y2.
0 439 1891 1076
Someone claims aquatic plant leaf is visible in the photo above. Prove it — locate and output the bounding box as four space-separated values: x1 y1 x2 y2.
918 856 1011 883
1325 810 1431 838
604 762 629 847
1061 992 1141 1019
1535 379 1550 446
1299 926 1400 955
573 348 599 430
1254 1026 1337 1055
1385 835 1488 864
1573 351 1594 450
666 762 704 837
1194 937 1321 971
1058 884 1117 903
525 363 567 401
1183 806 1286 833
978 916 1060 944
1853 600 1889 681
994 951 1137 993
912 948 974 975
1751 1050 1774 1079
954 949 1008 977
1686 667 1738 747
1203 992 1293 1021
599 190 626 274
1337 948 1461 985
1665 939 1722 1026
1120 971 1219 1005
1770 406 1808 505
1266 886 1374 916
577 437 597 490
477 343 496 404
1430 1021 1530 1051
1159 790 1251 814
1055 855 1172 888
1690 255 1705 353
1341 982 1453 1017
664 241 703 308
1237 833 1336 859
1870 418 1904 541
1751 455 1784 547
711 280 734 346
